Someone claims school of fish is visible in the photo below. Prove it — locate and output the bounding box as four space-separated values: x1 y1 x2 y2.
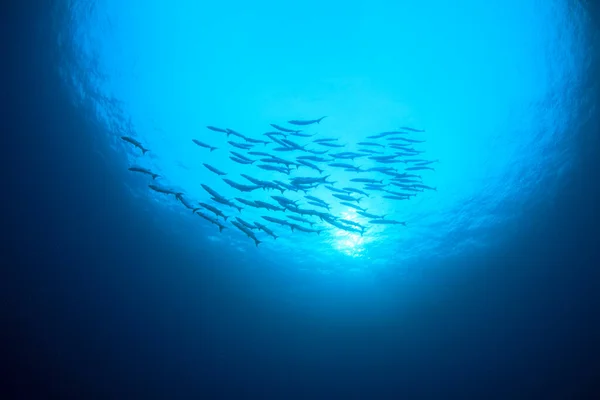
121 116 437 247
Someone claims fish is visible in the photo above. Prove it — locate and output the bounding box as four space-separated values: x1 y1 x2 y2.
197 211 227 232
350 178 384 184
288 132 316 137
364 184 387 191
339 202 366 212
296 160 323 174
332 193 362 203
177 195 200 213
201 184 223 199
231 221 261 246
357 142 385 147
260 158 297 168
211 196 243 213
305 195 327 205
325 185 348 194
287 116 327 126
192 139 217 151
235 217 258 230
244 137 271 145
412 184 437 191
148 184 182 197
230 151 253 161
254 222 278 239
223 179 261 192
307 201 330 210
313 138 338 143
399 126 425 132
296 156 330 162
206 125 228 133
316 142 345 148
235 198 260 208
289 224 324 235
257 164 290 174
281 138 306 151
366 131 409 139
270 124 302 133
329 152 365 160
272 181 298 192
230 156 255 165
405 166 435 171
357 211 386 219
248 151 273 157
306 149 330 155
254 200 285 212
271 195 299 208
342 187 370 197
228 141 253 150
225 128 247 140
369 219 406 226
383 195 410 201
263 131 287 138
287 215 314 226
198 202 228 220
121 136 149 154
391 137 426 143
357 149 384 154
338 219 366 231
328 162 355 169
203 163 227 176
128 166 159 179
262 216 294 230
369 155 398 161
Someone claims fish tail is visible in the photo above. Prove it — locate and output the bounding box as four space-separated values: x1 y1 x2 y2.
318 116 327 123
255 239 261 247
210 147 217 152
142 148 149 155
273 235 278 240
219 225 225 233
193 208 200 213
237 206 243 213
152 174 159 180
223 215 229 221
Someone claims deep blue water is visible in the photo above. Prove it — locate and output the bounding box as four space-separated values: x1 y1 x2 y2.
2 0 600 398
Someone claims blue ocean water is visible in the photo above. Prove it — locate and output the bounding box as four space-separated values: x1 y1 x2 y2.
60 0 589 270
4 0 600 398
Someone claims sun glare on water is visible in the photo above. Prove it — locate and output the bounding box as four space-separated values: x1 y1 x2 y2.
330 210 370 257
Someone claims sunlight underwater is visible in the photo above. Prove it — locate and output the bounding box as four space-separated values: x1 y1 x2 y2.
60 0 589 270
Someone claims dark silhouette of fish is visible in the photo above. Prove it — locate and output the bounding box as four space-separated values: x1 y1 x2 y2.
287 116 327 126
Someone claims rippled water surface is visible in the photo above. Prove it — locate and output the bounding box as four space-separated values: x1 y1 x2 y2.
58 0 591 270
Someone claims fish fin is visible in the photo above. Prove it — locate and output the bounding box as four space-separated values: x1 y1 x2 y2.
237 207 243 213
175 193 183 201
317 116 327 123
273 235 278 240
210 147 217 152
223 216 229 221
142 148 149 155
152 174 159 180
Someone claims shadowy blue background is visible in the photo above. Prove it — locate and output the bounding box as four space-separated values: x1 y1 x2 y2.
2 0 600 399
